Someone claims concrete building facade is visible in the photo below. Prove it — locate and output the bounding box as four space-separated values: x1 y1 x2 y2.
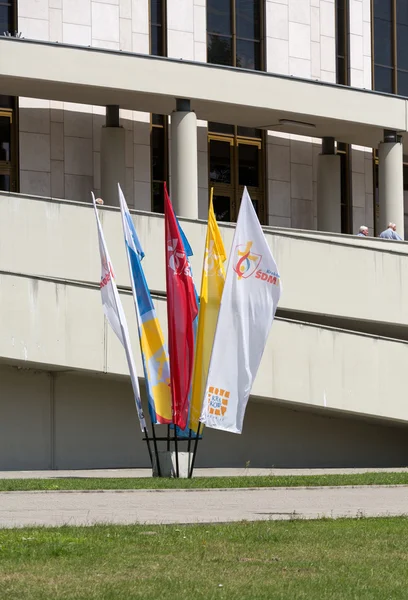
2 0 408 470
3 0 399 233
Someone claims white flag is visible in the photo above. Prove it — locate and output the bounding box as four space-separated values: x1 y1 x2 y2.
91 192 146 431
200 188 281 434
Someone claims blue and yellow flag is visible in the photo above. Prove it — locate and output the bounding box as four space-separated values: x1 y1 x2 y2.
118 185 172 424
189 191 226 432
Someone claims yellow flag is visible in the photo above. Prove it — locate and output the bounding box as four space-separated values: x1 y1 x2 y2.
189 191 227 432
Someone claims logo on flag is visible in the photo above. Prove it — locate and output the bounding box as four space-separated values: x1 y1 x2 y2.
233 242 262 279
167 239 191 276
207 387 230 417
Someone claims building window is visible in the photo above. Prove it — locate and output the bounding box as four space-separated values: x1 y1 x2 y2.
207 0 263 70
150 0 168 213
372 0 408 96
336 0 352 233
0 0 18 192
207 1 265 222
208 123 266 224
336 0 350 85
151 114 168 213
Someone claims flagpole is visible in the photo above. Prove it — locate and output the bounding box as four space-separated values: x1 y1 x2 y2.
143 426 153 466
188 423 202 478
151 422 161 477
173 426 180 478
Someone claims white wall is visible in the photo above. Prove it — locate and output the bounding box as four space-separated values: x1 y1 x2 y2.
3 193 408 326
166 0 208 219
16 0 374 229
2 268 408 425
18 0 152 209
266 0 336 229
349 0 374 234
2 364 408 470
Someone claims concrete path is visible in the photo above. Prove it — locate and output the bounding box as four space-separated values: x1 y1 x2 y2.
1 486 408 528
1 467 408 479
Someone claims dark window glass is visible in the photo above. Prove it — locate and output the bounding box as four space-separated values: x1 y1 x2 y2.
213 195 231 222
0 5 12 35
397 70 408 96
238 143 259 187
0 174 10 192
152 127 165 182
397 24 408 71
397 0 408 25
152 113 165 126
151 25 163 56
207 34 233 65
374 65 394 92
0 115 11 161
207 0 231 35
374 18 393 66
337 56 346 84
208 122 234 134
236 0 260 39
404 164 408 190
152 181 164 213
374 0 392 22
151 0 162 25
236 38 260 70
209 140 231 183
337 6 345 58
0 95 13 108
237 126 261 138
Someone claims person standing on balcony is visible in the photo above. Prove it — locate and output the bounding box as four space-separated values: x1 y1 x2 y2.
357 226 369 237
379 223 403 241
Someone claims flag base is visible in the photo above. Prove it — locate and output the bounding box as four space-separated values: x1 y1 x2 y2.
152 451 192 478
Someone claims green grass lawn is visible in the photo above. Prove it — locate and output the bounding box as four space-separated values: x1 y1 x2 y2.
1 472 408 491
0 519 408 599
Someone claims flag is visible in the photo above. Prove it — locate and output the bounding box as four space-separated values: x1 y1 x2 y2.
118 185 172 425
190 191 226 432
171 217 200 438
200 187 281 434
91 192 146 431
164 183 198 430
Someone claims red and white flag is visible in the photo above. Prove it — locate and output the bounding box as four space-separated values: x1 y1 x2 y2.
164 184 198 430
92 192 146 431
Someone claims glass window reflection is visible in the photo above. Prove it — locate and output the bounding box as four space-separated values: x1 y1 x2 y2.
374 18 393 66
213 195 231 222
238 143 259 187
374 65 394 93
207 34 233 65
207 0 231 35
209 140 231 184
236 39 260 70
0 116 11 162
236 0 260 39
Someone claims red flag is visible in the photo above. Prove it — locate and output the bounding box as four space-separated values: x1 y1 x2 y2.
164 184 198 430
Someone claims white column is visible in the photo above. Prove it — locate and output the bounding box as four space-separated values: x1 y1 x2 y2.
100 106 126 207
378 131 404 237
317 139 341 233
170 99 198 219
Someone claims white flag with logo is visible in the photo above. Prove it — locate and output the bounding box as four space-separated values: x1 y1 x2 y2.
91 192 146 431
200 187 281 434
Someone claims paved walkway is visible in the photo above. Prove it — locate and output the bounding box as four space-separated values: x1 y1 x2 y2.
1 467 408 479
1 486 407 528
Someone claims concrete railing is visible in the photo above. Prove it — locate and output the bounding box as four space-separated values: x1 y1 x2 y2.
1 270 408 424
2 192 408 329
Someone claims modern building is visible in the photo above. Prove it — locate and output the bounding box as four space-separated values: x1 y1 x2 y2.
1 0 408 470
